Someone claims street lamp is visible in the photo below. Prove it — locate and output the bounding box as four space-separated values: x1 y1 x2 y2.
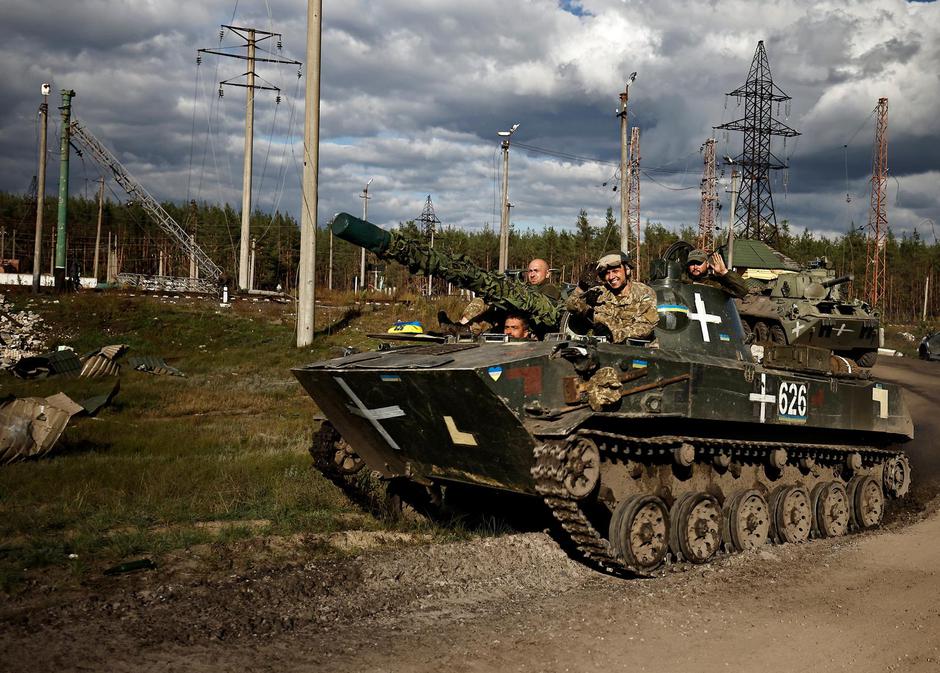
497 123 520 273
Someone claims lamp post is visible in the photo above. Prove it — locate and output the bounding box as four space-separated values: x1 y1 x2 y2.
359 177 372 290
497 123 520 273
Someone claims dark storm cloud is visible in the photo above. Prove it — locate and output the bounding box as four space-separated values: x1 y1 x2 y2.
1 0 938 241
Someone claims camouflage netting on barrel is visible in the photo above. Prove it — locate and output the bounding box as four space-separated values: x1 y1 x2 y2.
386 232 561 327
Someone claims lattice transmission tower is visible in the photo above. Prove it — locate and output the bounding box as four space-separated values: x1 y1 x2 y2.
416 195 441 295
697 138 718 250
626 127 641 275
865 97 889 307
714 41 800 244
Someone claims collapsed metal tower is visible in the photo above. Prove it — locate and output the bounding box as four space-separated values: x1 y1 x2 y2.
715 40 800 244
70 119 222 292
865 97 889 307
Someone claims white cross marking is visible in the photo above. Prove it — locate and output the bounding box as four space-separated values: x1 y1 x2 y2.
688 292 722 342
792 320 806 338
834 323 851 336
334 376 405 450
749 373 776 423
872 387 888 419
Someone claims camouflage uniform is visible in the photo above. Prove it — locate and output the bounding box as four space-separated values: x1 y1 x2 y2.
459 282 562 335
565 281 659 343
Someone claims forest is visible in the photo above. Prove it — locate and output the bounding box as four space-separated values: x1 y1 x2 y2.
0 191 937 322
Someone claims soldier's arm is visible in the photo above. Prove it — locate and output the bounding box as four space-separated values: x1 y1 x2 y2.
459 296 490 324
716 270 751 299
565 287 594 316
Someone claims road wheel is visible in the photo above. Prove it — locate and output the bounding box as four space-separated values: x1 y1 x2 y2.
741 321 754 343
609 495 669 572
769 324 787 344
810 481 849 538
769 485 812 544
669 492 721 563
855 350 878 368
721 489 770 552
754 321 770 343
848 474 884 530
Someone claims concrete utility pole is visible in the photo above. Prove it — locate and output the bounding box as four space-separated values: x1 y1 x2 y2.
93 176 104 281
237 28 257 292
54 89 76 292
189 234 197 280
497 123 520 272
33 83 50 292
359 178 372 289
618 72 637 256
727 168 740 267
199 26 301 293
923 272 930 322
296 0 322 348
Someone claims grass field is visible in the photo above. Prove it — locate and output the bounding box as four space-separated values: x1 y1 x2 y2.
0 289 470 593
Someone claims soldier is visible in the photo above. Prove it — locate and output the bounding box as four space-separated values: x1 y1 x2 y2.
503 313 532 340
525 258 561 300
565 251 658 343
446 257 561 335
683 249 751 298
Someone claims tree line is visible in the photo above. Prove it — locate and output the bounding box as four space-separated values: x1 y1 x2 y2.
0 192 937 322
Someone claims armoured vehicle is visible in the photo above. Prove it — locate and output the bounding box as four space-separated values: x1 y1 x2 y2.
293 214 913 576
736 258 882 368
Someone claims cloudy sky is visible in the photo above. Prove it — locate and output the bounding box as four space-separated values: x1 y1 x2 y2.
1 0 938 244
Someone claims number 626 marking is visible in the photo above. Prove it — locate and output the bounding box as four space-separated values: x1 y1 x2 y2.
777 381 808 419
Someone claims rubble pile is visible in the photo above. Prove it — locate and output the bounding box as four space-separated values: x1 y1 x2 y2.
0 295 46 368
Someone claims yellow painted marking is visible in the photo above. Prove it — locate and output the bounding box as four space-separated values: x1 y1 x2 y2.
444 416 477 446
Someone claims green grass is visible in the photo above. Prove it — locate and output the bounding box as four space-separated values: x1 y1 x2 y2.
0 290 463 593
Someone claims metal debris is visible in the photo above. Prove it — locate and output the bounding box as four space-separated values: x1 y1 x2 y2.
103 558 157 576
127 355 185 377
11 348 82 379
79 344 129 377
0 392 85 464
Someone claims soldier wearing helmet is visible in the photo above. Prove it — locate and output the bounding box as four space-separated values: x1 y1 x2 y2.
565 251 658 343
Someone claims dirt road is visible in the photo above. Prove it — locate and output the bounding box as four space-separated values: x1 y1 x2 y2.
2 358 938 673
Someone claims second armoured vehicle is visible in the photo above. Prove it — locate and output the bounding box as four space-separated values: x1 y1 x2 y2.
727 242 882 368
294 214 913 576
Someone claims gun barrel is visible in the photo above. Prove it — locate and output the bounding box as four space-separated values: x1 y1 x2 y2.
332 213 391 255
821 274 853 289
330 212 561 328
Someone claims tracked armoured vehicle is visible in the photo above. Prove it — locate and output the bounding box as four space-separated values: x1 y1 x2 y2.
735 256 882 368
293 214 913 576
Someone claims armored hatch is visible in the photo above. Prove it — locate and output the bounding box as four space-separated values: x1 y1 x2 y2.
294 214 913 577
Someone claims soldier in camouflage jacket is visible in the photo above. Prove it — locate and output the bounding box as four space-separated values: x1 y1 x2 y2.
682 249 751 298
565 251 659 343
